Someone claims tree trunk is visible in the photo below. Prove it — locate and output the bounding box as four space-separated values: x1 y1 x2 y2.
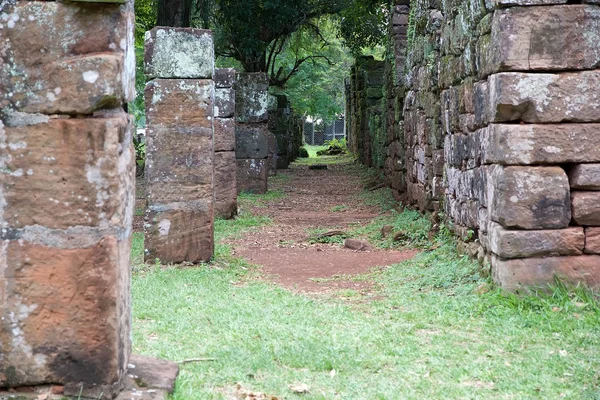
157 0 192 27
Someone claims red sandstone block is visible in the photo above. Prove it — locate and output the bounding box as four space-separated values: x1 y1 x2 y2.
0 115 134 230
572 192 600 226
0 236 131 398
492 255 600 291
489 222 584 259
489 5 600 72
585 228 600 254
144 206 214 264
0 1 135 114
488 165 571 229
236 159 268 194
214 118 235 152
214 152 237 219
488 72 600 124
145 79 214 128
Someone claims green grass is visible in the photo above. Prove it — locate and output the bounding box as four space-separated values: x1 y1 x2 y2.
131 164 600 399
238 189 286 207
329 204 348 212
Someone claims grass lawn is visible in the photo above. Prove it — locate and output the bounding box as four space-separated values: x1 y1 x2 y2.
131 172 600 399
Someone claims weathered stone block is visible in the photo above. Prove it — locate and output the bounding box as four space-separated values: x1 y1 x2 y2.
237 159 268 194
489 222 584 259
144 78 214 263
492 255 600 291
266 131 278 176
214 88 235 118
235 73 269 123
482 124 600 165
214 118 235 152
145 205 213 263
214 68 235 88
145 79 214 128
490 5 600 72
572 192 600 226
488 165 571 229
488 72 600 123
569 164 600 190
0 235 131 397
145 126 213 188
0 115 134 230
235 125 269 159
0 1 135 114
585 227 600 254
214 152 237 219
144 27 213 79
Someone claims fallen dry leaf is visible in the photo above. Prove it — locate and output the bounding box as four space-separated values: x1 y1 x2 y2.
289 383 310 393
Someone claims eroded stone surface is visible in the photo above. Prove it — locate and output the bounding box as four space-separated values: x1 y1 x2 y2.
0 236 131 398
490 5 600 72
488 71 600 123
482 124 600 165
569 164 600 190
0 115 134 230
0 1 135 115
214 118 235 152
585 228 600 254
489 222 584 259
214 68 235 89
235 73 269 123
572 192 600 226
144 78 214 263
144 27 213 79
145 205 214 263
214 88 235 118
493 255 600 291
488 165 571 229
237 159 268 194
214 152 237 219
235 125 269 159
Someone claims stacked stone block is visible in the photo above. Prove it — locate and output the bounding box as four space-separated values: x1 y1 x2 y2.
411 0 600 289
268 94 293 169
235 73 269 194
0 1 135 397
347 57 385 168
382 2 409 200
144 27 215 263
214 68 237 219
347 0 600 290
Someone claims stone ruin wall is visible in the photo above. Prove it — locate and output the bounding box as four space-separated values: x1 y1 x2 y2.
348 0 600 290
214 68 238 219
0 0 135 396
235 73 270 194
144 27 215 263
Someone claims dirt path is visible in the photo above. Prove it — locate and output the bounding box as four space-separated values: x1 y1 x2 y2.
230 157 418 293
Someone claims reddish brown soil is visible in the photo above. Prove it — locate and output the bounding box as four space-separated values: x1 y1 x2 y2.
230 158 418 293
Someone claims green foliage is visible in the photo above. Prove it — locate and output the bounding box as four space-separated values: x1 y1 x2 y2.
298 147 309 158
270 17 353 121
209 0 349 81
324 137 347 149
335 0 390 56
134 0 157 45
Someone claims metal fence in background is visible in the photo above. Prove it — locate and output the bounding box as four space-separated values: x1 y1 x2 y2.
304 117 345 145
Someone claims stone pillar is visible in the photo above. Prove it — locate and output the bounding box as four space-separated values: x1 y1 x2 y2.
144 27 215 263
268 94 292 170
0 1 135 398
235 72 269 194
214 68 238 219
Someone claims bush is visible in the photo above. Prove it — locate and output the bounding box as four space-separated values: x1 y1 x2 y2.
298 147 309 158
